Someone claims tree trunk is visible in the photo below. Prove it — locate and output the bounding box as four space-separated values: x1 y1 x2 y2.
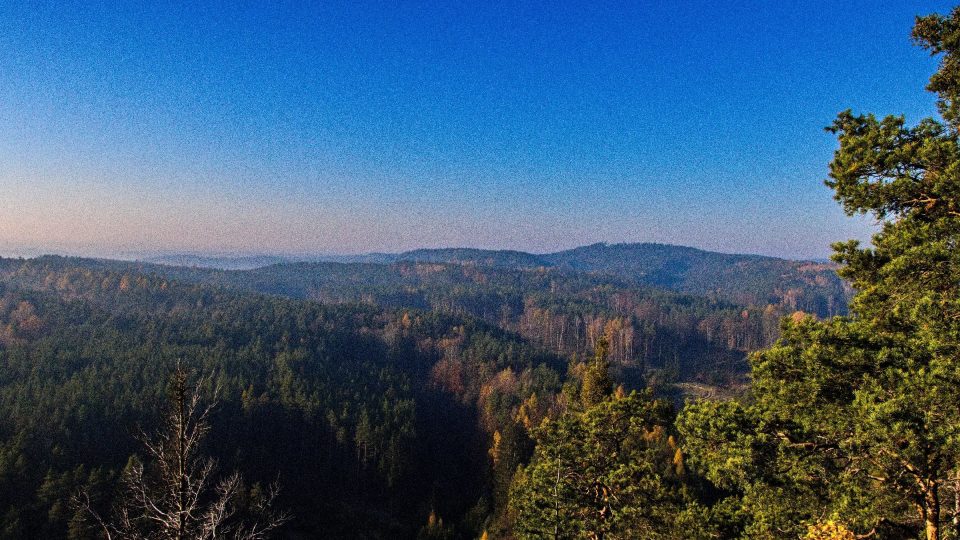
924 482 941 540
954 471 959 532
927 514 940 540
177 375 187 540
554 454 561 540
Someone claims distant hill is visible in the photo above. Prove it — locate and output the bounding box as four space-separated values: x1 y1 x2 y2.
391 248 550 268
545 243 850 312
144 254 292 270
354 243 850 314
97 242 852 316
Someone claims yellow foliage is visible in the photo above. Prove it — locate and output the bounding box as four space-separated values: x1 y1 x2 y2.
515 393 540 430
643 425 665 442
672 448 685 476
804 520 856 540
489 431 502 465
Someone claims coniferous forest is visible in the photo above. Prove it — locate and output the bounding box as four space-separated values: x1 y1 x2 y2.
4 5 960 540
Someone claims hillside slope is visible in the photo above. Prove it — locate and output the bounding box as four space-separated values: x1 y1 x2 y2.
145 243 851 316
347 243 850 315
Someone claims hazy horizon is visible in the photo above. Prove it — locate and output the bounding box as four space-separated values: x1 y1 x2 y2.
0 239 848 264
3 2 950 259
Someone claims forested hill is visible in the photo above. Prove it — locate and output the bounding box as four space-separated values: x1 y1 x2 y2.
0 248 837 538
546 243 847 307
1 256 771 387
381 243 850 312
146 242 851 318
5 249 848 394
0 250 852 538
0 250 850 537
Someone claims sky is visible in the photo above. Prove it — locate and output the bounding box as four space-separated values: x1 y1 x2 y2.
0 1 956 260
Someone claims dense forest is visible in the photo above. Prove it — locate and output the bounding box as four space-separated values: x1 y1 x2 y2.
146 241 851 319
0 256 568 537
4 6 960 540
0 241 846 537
74 242 851 395
0 237 797 537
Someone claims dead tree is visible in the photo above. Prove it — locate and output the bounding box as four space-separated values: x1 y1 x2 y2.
75 363 290 539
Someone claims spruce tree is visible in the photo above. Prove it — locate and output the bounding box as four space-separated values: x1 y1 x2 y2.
580 336 613 409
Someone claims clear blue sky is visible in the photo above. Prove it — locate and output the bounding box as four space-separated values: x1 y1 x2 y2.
0 1 954 259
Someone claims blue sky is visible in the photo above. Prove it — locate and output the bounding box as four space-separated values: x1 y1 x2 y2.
0 1 954 259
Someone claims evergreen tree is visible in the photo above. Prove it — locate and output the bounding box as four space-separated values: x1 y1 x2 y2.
679 7 960 539
509 391 693 539
580 336 613 410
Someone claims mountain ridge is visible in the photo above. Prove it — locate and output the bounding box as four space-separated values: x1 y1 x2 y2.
69 242 851 317
300 243 850 314
144 242 828 270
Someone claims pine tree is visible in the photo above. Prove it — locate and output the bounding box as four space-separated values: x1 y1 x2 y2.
679 7 960 538
580 336 613 409
509 391 687 539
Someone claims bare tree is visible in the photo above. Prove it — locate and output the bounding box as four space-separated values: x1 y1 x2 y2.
75 364 290 539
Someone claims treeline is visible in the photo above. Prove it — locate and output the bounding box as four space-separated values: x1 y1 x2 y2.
54 256 805 390
310 241 851 315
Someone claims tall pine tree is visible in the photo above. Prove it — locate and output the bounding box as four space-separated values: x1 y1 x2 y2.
680 7 960 539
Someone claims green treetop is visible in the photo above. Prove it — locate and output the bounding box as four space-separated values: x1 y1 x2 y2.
580 336 614 410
